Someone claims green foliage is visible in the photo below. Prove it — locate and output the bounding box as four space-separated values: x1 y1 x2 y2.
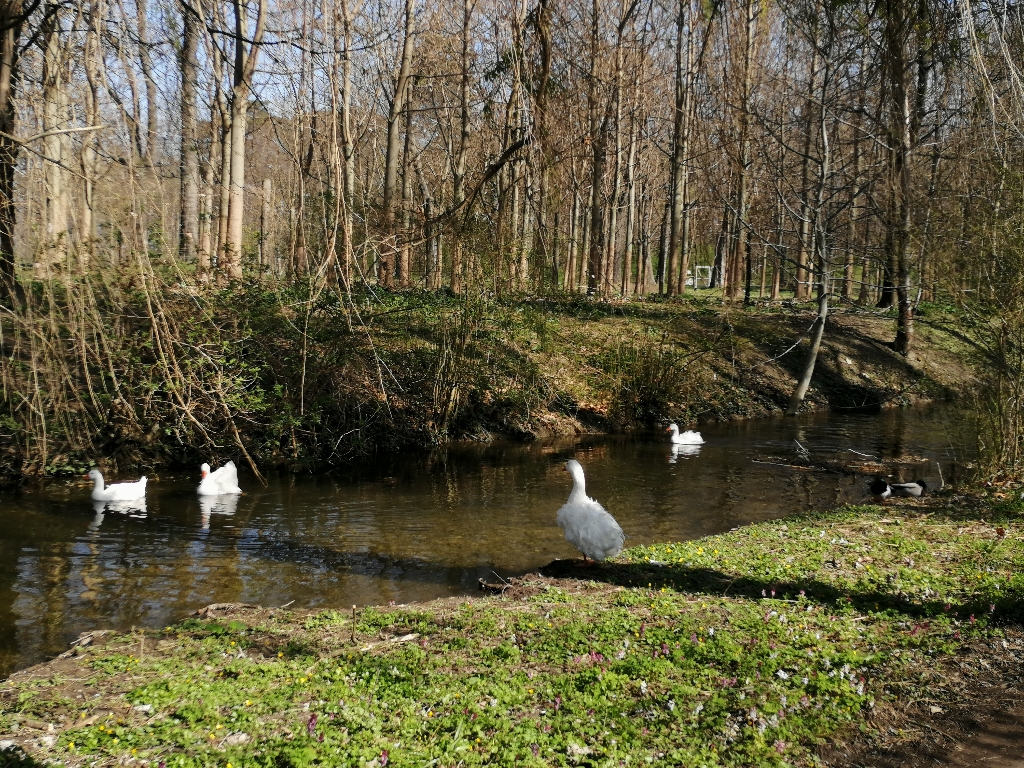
598 330 699 426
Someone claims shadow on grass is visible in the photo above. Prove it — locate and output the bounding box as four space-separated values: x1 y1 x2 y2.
540 548 1024 626
0 746 44 767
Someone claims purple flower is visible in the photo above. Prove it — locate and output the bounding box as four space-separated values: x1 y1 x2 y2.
307 713 318 737
991 604 996 613
554 696 562 712
380 749 389 766
775 740 786 754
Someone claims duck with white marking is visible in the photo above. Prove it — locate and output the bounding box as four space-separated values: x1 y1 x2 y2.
666 423 704 445
890 480 927 498
197 460 242 495
868 478 891 503
87 469 147 501
556 459 625 563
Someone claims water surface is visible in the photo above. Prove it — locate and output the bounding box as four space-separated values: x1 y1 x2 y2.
0 406 969 677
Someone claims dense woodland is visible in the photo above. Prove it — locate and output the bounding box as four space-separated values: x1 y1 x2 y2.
0 0 1022 477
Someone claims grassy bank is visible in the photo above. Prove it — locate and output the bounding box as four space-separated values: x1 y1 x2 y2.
0 282 974 484
2 492 1021 767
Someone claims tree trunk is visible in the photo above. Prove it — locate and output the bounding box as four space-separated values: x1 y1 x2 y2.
81 0 103 268
339 0 354 286
620 113 637 297
260 178 272 270
136 0 158 160
734 0 758 303
786 289 829 414
198 162 214 275
381 0 416 289
566 186 579 291
221 0 266 280
450 0 474 293
399 99 413 288
666 5 688 297
0 6 21 299
37 6 69 277
795 45 819 300
179 1 200 264
586 0 606 295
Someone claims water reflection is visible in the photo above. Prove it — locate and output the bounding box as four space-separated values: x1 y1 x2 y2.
199 494 239 530
669 444 702 463
0 405 970 677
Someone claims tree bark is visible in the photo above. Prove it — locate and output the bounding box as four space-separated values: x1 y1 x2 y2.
37 5 69 277
795 44 819 300
179 0 200 264
136 0 158 160
733 0 758 303
0 1 23 299
380 0 416 289
81 0 103 268
222 0 266 281
786 289 829 414
450 0 474 293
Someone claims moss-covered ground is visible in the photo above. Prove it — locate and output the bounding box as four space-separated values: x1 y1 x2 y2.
2 492 1022 767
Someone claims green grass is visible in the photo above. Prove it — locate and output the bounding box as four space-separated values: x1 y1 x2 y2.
2 495 1021 767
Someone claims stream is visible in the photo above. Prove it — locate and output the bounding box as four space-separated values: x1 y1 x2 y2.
0 405 971 677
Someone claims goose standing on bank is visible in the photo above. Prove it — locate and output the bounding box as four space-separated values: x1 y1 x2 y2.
87 469 147 502
197 461 242 496
667 423 704 445
556 459 625 562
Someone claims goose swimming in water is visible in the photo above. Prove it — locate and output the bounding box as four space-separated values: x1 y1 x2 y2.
556 460 625 562
197 461 242 496
666 423 704 445
87 469 147 502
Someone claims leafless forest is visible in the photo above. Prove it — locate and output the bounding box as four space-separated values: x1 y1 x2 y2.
0 0 1022 476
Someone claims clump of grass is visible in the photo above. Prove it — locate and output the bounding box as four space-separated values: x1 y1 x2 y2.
1 497 1019 767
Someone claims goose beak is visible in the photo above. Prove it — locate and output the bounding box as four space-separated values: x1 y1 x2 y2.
201 470 208 479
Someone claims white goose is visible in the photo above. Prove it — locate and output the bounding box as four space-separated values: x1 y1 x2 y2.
556 460 625 562
667 423 704 445
197 461 242 496
87 469 147 501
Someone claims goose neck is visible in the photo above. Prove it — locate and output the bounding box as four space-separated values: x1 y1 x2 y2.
568 474 587 503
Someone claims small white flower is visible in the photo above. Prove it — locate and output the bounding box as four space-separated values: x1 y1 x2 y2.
776 670 790 680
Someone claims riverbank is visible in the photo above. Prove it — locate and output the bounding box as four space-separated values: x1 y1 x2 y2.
2 491 1021 767
0 285 976 484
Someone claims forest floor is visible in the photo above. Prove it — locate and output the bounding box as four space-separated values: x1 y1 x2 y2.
2 490 1023 767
